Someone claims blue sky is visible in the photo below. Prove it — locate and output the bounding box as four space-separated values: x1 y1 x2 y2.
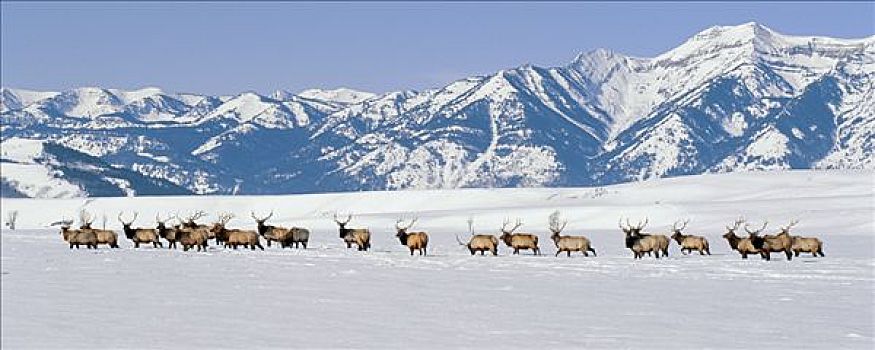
1 2 873 95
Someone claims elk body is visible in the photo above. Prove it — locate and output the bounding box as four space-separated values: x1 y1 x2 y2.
78 210 119 248
285 227 310 249
619 218 669 259
456 219 498 256
59 221 98 249
791 236 825 257
176 227 208 252
333 213 371 251
751 220 794 261
722 218 761 259
548 213 596 257
395 217 429 256
499 219 541 255
669 220 710 255
118 212 163 248
211 213 264 250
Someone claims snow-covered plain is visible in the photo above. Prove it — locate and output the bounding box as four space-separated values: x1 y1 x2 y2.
1 170 873 349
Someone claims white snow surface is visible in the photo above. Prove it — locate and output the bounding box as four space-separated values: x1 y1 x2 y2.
1 170 873 349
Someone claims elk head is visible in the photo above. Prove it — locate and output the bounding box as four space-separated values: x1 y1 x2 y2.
117 211 139 230
251 210 274 235
723 216 745 240
670 219 689 240
499 218 523 242
618 217 648 236
548 211 567 238
211 212 234 233
333 212 352 238
395 216 418 243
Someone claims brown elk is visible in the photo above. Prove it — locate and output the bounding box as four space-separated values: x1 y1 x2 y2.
118 211 163 248
619 218 669 259
78 210 119 248
59 218 98 249
211 213 264 250
333 213 371 251
456 218 499 256
395 217 429 256
176 210 216 243
722 217 761 259
789 223 825 258
156 213 179 249
548 212 596 257
499 218 541 255
669 219 710 255
251 211 290 248
751 219 794 261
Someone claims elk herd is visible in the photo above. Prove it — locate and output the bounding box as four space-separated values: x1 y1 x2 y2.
57 210 825 261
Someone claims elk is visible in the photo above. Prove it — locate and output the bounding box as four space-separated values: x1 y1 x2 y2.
790 226 825 258
59 219 98 249
251 211 289 248
395 217 429 256
333 213 371 251
619 218 669 259
156 214 179 249
176 226 209 252
669 219 710 255
456 218 499 256
78 209 119 248
498 218 541 255
751 219 794 261
548 211 596 257
285 227 311 249
176 210 216 243
118 211 163 248
722 217 761 259
211 213 264 250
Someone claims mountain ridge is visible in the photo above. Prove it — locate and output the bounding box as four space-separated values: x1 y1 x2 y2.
2 22 872 197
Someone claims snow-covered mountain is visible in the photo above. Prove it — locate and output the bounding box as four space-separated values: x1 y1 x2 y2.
2 23 872 197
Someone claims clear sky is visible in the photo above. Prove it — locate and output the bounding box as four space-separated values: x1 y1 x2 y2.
1 2 873 95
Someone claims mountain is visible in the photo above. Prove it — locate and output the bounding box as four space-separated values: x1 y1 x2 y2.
2 23 872 197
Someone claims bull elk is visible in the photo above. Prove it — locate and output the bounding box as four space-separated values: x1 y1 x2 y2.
118 211 163 248
499 218 541 255
156 213 179 249
786 221 825 257
456 218 498 256
619 218 669 259
750 219 793 261
669 219 710 255
722 217 761 259
548 211 596 257
251 211 290 248
59 218 98 249
395 217 429 256
333 213 371 251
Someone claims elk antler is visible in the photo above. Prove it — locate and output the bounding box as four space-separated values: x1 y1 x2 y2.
251 210 274 222
672 219 689 232
395 216 418 231
333 212 352 225
782 219 799 232
745 221 768 235
79 209 94 226
501 218 523 234
727 216 745 231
